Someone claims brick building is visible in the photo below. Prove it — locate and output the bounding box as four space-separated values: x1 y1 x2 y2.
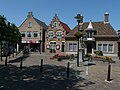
19 12 47 53
45 14 71 53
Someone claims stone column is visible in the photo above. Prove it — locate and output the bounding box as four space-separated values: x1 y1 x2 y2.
92 44 94 55
17 43 19 52
92 48 94 54
84 45 87 55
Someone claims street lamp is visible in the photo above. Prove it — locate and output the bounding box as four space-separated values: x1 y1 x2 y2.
74 14 84 67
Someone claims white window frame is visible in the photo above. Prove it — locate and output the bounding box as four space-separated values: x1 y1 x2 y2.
50 42 56 50
69 43 73 51
56 31 62 38
73 43 77 51
103 44 107 52
27 31 32 37
69 43 77 51
21 31 26 37
97 44 102 51
48 31 54 38
33 32 38 37
87 32 93 38
108 44 114 53
97 43 114 53
28 22 32 27
54 22 57 28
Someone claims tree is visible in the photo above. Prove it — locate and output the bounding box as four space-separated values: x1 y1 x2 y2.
0 15 21 60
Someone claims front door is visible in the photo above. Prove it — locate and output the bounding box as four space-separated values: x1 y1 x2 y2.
61 42 65 52
87 43 92 53
50 42 56 53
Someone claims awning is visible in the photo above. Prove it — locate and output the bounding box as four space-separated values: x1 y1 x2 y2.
30 40 36 43
21 41 27 43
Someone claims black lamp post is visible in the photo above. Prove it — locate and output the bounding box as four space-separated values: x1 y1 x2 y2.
74 14 84 67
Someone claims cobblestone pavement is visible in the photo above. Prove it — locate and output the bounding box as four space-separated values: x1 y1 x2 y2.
0 52 120 90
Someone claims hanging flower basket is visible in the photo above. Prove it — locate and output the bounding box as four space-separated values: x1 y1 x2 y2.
74 32 84 39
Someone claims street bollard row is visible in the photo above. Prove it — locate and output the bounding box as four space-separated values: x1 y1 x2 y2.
40 59 43 73
67 62 70 78
4 57 71 79
107 63 111 81
20 57 23 69
40 59 70 78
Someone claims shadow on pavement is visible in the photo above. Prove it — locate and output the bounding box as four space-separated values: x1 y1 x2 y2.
8 55 29 63
0 64 95 90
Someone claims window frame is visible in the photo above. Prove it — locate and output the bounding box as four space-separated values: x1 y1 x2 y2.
48 31 54 38
33 31 38 37
28 22 32 27
108 44 114 53
97 43 114 53
21 31 26 37
103 44 107 52
98 44 102 51
69 43 78 51
54 22 57 28
27 31 32 37
56 31 62 38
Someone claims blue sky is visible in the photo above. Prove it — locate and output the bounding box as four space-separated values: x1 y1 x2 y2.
0 0 120 30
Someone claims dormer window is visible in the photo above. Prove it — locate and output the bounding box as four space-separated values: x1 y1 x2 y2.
48 31 54 38
87 32 93 38
28 22 32 27
56 31 62 38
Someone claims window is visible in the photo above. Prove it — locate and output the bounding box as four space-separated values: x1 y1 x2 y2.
103 44 107 52
48 31 54 38
54 22 57 28
73 43 77 51
33 32 38 37
50 42 56 50
108 44 113 52
69 43 73 51
97 43 114 53
28 22 32 27
21 32 26 37
98 44 102 51
27 31 32 37
69 43 77 51
117 30 120 35
56 31 62 38
87 32 93 38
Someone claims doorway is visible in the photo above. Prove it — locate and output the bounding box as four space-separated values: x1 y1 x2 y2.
87 43 92 53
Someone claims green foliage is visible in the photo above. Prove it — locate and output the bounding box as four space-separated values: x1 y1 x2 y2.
83 54 91 61
95 50 103 56
84 54 91 58
74 31 84 39
0 15 21 43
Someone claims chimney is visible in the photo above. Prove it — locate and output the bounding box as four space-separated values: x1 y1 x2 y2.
104 12 109 23
27 12 33 18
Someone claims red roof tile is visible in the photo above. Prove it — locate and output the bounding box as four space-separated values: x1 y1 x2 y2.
60 21 71 33
66 22 117 37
